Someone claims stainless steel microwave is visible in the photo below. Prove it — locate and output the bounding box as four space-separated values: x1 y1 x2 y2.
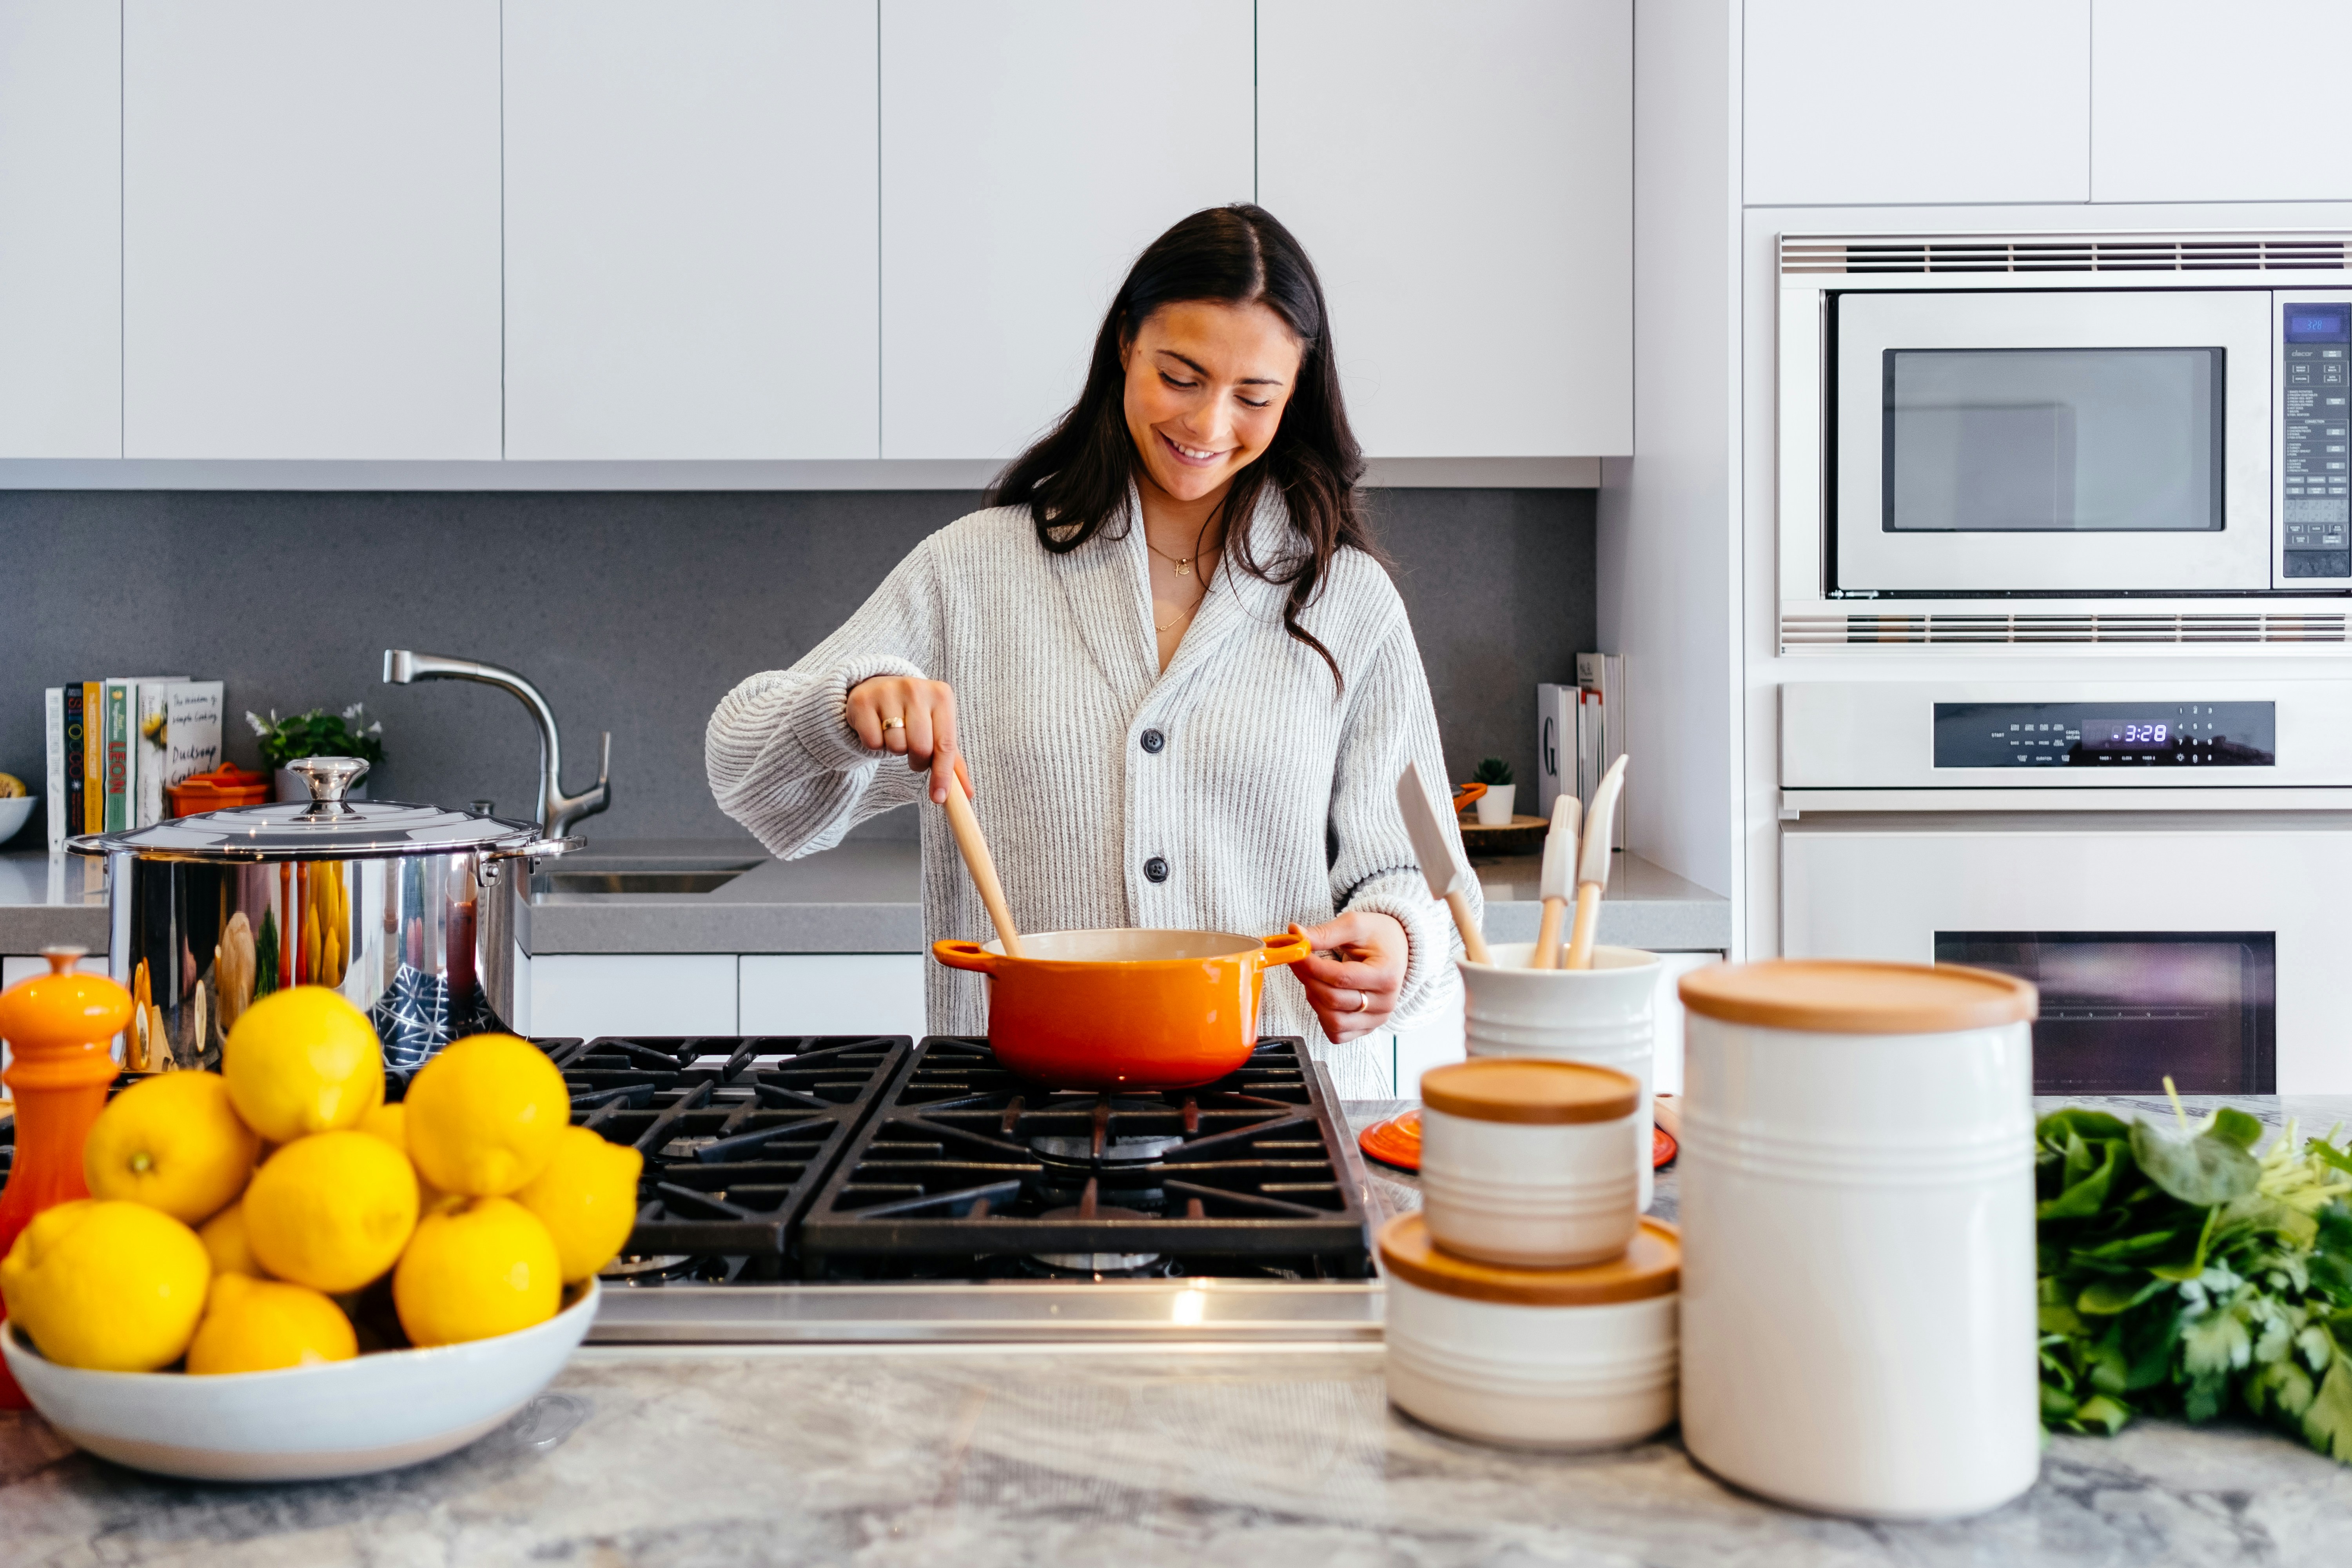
1779 232 2352 606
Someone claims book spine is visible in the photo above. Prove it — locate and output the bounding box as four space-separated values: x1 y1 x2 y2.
81 681 102 833
136 683 171 828
64 684 85 843
44 688 64 853
103 682 130 832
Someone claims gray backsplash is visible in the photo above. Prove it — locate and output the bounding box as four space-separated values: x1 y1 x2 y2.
1 487 1593 848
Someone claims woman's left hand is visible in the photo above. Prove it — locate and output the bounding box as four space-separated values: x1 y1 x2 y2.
1288 911 1409 1044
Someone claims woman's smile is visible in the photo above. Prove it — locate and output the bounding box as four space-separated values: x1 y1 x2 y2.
1157 428 1230 468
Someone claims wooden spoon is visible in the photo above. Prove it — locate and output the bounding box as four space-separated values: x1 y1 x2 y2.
939 767 1024 959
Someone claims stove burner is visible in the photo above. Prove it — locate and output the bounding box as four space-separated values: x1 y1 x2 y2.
1029 1133 1187 1167
599 1253 698 1284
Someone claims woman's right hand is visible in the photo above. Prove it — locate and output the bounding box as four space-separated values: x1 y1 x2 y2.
846 675 971 804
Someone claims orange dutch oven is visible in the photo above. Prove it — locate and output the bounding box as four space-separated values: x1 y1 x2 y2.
930 928 1314 1090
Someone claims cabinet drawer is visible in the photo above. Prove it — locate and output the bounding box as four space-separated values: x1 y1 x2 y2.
738 954 924 1040
529 953 737 1041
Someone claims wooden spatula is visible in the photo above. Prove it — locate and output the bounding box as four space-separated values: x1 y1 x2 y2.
939 766 1024 958
1563 755 1628 971
1397 759 1492 965
1531 793 1581 970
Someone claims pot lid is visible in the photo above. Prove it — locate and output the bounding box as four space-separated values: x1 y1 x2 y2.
1377 1212 1679 1307
1420 1059 1639 1125
1676 959 2037 1036
66 757 547 861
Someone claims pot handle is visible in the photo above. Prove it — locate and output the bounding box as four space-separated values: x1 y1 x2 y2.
931 939 1000 975
485 835 584 863
1255 931 1316 970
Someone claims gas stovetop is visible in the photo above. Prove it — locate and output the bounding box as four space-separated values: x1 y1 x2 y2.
544 1034 1387 1345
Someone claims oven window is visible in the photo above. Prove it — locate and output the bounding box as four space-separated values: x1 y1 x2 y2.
1884 348 2223 533
1934 931 2274 1094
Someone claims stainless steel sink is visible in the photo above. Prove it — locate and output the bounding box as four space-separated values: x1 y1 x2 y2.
532 866 754 896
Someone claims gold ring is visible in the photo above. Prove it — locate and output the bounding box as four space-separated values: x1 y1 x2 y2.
1350 989 1368 1014
881 717 906 731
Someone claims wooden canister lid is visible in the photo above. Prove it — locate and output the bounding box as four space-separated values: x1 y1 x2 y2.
1377 1212 1679 1306
1677 959 2036 1036
1419 1059 1638 1125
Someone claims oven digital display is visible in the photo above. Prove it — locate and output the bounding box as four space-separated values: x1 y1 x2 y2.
1931 702 2276 769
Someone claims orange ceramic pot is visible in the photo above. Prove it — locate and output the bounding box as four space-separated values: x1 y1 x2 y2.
931 928 1313 1090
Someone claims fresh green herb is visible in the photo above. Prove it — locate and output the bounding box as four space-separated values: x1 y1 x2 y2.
1472 756 1513 787
2037 1099 2352 1462
246 704 386 768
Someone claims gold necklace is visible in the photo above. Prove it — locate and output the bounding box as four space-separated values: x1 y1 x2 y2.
1154 593 1202 634
1145 536 1196 576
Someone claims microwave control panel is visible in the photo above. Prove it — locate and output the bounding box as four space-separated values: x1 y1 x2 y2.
1933 702 2277 769
2281 299 2352 579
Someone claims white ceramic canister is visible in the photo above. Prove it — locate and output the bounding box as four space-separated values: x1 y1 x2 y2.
1417 1058 1642 1267
1379 1211 1678 1450
1458 943 1661 1210
1675 959 2040 1520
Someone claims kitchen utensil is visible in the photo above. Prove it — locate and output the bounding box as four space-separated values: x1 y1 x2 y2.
931 928 1313 1089
1378 1212 1679 1450
1417 1059 1641 1268
1563 754 1627 970
1450 781 1487 813
938 769 1023 958
1531 795 1581 970
1397 760 1491 965
0 948 134 1410
2 1281 599 1481
1676 959 2039 1520
68 756 579 1072
1459 940 1662 1212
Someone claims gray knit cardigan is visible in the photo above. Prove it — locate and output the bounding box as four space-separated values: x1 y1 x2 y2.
704 488 1477 1097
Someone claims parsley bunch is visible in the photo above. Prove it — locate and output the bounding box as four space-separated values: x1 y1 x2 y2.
2037 1103 2352 1461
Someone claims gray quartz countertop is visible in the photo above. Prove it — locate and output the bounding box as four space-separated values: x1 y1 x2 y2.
5 1095 2350 1565
0 838 1731 957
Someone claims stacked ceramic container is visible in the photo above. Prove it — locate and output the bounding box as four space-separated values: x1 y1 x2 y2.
1379 1056 1678 1449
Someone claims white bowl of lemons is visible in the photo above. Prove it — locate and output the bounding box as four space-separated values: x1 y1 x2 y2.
0 987 640 1481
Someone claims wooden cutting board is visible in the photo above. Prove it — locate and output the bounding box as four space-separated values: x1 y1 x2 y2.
1457 813 1548 858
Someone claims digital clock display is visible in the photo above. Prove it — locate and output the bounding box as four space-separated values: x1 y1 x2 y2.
2082 719 2168 749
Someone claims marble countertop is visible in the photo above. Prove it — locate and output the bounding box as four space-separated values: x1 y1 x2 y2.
0 838 1732 958
4 1094 2349 1565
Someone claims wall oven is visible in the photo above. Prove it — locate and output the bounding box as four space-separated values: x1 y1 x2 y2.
1780 681 2352 1094
1779 232 2352 629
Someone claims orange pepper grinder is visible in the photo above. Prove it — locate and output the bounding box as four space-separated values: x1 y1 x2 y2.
0 947 133 1408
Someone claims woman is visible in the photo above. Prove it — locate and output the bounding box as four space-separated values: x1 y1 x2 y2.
705 204 1476 1096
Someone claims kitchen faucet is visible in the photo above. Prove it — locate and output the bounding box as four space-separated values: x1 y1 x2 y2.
382 650 611 837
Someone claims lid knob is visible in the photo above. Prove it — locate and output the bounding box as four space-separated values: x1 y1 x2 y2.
289 755 370 819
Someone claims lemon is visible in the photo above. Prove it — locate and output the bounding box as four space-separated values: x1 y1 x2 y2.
0 1199 211 1371
357 1101 464 1216
242 1131 419 1293
403 1034 570 1197
199 1199 265 1277
515 1126 644 1283
392 1198 563 1347
185 1272 357 1375
222 985 385 1143
83 1071 259 1225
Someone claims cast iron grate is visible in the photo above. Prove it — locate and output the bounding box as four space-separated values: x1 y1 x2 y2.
547 1034 912 1256
797 1036 1373 1278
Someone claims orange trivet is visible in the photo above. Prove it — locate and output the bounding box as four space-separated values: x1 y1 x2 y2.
1359 1109 1677 1174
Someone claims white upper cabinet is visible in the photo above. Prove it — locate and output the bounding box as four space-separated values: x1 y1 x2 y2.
0 0 120 458
504 1 880 461
123 0 501 460
1260 0 1630 458
2092 0 2352 203
1744 0 2091 206
878 1 1254 463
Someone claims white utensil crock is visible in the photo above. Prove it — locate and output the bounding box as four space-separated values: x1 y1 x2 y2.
1458 943 1660 1210
1473 784 1517 826
1418 1058 1642 1267
1379 1212 1678 1450
1675 959 2040 1520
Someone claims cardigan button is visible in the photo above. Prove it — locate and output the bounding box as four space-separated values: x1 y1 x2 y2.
1140 728 1165 754
1143 856 1169 884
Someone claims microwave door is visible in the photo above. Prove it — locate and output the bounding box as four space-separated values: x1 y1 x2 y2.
1831 290 2273 595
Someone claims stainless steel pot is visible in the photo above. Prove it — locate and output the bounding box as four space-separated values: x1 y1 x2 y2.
67 756 577 1072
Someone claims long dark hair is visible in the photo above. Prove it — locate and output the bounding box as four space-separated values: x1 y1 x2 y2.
987 204 1375 690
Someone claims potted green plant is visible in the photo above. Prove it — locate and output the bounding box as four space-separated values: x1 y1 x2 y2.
249 705 386 803
1471 756 1515 825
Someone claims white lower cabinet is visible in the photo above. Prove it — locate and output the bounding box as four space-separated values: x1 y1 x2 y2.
739 954 926 1040
1389 950 1723 1100
528 953 738 1041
